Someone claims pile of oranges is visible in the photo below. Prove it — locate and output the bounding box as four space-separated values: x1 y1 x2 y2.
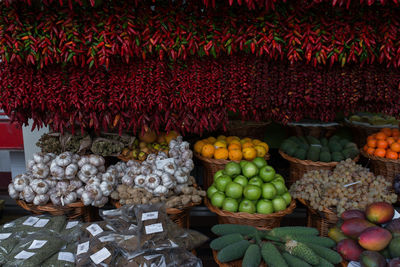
194 136 269 161
364 128 400 159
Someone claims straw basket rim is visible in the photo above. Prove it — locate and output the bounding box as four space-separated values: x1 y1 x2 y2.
279 150 360 167
360 149 400 164
194 152 270 164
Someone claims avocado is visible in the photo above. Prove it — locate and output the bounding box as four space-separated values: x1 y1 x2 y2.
298 136 309 145
288 136 302 145
319 151 332 162
339 139 350 147
320 138 329 147
345 142 358 150
307 136 321 145
329 141 343 152
280 140 296 153
307 146 320 161
286 145 298 156
331 151 344 162
293 149 307 160
321 146 330 153
329 135 341 143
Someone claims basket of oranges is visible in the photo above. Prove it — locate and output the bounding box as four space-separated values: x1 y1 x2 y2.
194 136 270 189
361 128 400 183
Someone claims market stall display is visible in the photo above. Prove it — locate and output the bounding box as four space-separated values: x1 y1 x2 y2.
224 120 271 140
290 159 398 236
205 160 295 229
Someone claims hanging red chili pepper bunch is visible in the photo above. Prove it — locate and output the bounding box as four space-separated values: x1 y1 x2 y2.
1 1 400 68
1 56 400 135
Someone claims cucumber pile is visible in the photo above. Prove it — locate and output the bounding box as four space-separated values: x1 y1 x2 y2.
211 224 342 267
280 135 359 162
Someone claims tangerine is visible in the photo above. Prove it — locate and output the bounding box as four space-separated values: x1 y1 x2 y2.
367 147 375 155
377 140 388 149
374 148 386 158
228 149 243 161
214 148 229 160
367 134 377 141
242 142 254 149
242 147 257 161
201 144 215 158
386 150 398 160
207 136 217 144
387 137 396 145
252 139 262 145
382 128 392 137
367 139 377 148
254 145 267 157
214 140 227 149
194 140 206 154
376 132 387 140
258 142 269 153
390 142 400 153
229 139 241 146
363 145 369 152
226 136 240 143
240 137 252 144
217 135 227 140
228 143 241 151
392 129 400 137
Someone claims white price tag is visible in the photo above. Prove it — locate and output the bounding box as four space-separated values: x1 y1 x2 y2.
86 224 103 236
58 252 75 263
23 217 40 226
34 219 49 228
77 241 90 255
128 224 137 231
29 240 47 249
101 210 114 215
66 221 79 229
142 211 158 221
99 235 115 242
0 233 11 240
14 250 35 260
105 224 116 232
145 223 163 234
3 223 13 228
90 247 111 264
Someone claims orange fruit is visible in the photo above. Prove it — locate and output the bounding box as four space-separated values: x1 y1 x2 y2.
242 147 257 161
217 135 227 140
258 142 269 153
194 140 206 154
240 137 252 144
214 140 227 149
229 139 241 146
252 139 262 145
367 147 375 155
386 150 398 160
374 148 386 158
254 145 267 157
367 134 377 141
226 136 240 143
382 128 392 137
202 139 210 144
207 136 217 144
392 129 400 137
201 144 215 158
228 143 241 151
376 132 387 140
387 137 396 145
367 139 377 148
377 140 388 149
363 145 369 152
214 148 229 160
242 142 254 149
390 142 400 152
228 149 243 161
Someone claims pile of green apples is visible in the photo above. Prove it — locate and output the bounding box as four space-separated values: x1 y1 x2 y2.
207 157 292 214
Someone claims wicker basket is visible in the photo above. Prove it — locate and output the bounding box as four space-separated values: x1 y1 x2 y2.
287 122 340 139
212 249 267 267
16 200 97 222
360 149 400 184
297 198 339 237
195 153 270 189
111 200 200 228
205 198 296 230
225 120 271 140
279 150 360 186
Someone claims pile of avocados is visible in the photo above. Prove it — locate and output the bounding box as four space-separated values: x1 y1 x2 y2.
280 135 359 162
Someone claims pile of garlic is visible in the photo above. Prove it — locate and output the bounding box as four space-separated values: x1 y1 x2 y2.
8 152 119 207
111 137 206 208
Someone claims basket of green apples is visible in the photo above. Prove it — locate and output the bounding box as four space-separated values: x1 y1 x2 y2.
205 157 296 230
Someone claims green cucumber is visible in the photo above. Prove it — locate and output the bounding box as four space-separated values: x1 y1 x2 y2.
304 242 342 264
211 224 257 236
282 252 312 267
269 227 319 237
210 233 244 251
261 242 289 267
217 240 250 263
242 244 261 267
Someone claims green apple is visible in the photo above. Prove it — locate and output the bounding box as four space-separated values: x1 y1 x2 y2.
261 183 277 199
243 185 262 201
256 199 274 214
214 175 232 192
238 199 256 214
233 175 248 187
211 192 225 208
272 196 287 212
213 170 225 180
207 185 219 199
248 177 263 187
239 161 248 169
281 192 292 205
224 162 241 177
242 162 259 178
259 165 276 182
273 174 285 184
271 180 287 195
252 157 267 169
222 198 239 212
225 182 243 199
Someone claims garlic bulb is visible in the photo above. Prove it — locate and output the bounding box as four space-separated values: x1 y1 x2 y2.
98 165 106 173
140 165 151 176
153 185 168 196
77 171 90 183
78 156 90 168
47 153 56 159
126 167 141 177
164 161 177 175
63 192 77 205
65 163 78 177
13 176 28 191
153 169 163 177
146 154 157 164
87 177 101 187
55 153 72 167
102 173 116 185
81 191 94 206
122 175 134 186
76 187 84 198
45 179 57 188
69 179 83 190
184 159 194 170
72 154 81 163
127 160 140 168
145 175 161 190
174 170 188 184
92 196 108 207
50 193 62 206
161 173 175 189
33 194 49 205
8 184 19 199
50 163 65 179
100 181 113 197
32 163 50 179
42 154 52 164
27 160 36 170
33 152 45 164
156 153 168 162
181 167 190 174
89 155 105 167
86 185 103 201
134 175 146 188
30 179 49 194
56 181 69 192
22 186 35 202
81 164 98 177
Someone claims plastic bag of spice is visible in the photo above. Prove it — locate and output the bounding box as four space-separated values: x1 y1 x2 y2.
41 242 77 267
76 235 119 267
0 232 28 265
59 220 83 242
81 221 119 238
1 215 66 234
91 137 124 157
100 208 137 233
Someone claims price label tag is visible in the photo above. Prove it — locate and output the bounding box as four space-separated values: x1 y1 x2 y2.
77 241 90 255
23 217 40 226
66 221 79 229
90 247 111 264
3 223 13 228
99 235 115 243
145 223 163 234
86 224 103 236
58 252 75 263
142 211 158 221
34 219 49 228
128 224 137 231
14 251 35 260
29 240 47 249
0 233 11 240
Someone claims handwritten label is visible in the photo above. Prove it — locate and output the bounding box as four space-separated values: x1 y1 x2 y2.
86 224 103 236
142 211 158 221
145 223 163 234
58 252 75 263
14 251 35 260
77 241 89 255
34 219 49 228
29 240 47 249
0 233 11 240
90 247 111 264
66 221 79 229
23 217 40 226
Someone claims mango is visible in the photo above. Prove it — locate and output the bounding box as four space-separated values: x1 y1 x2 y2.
366 202 395 224
388 258 400 267
328 226 348 243
341 218 376 238
341 209 366 221
359 226 392 251
389 237 400 258
337 239 364 261
359 251 386 267
386 218 400 238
